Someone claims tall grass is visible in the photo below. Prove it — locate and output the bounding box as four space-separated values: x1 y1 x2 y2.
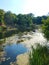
29 44 49 65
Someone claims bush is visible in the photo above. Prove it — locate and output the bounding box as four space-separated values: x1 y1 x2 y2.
29 44 49 65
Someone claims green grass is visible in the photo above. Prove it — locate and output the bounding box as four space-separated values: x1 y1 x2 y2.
29 44 49 65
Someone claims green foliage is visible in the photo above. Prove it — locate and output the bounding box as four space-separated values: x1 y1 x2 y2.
0 9 41 33
0 26 2 32
42 17 49 40
0 26 6 32
0 38 6 44
17 14 35 32
0 9 5 25
4 11 18 26
33 17 42 24
29 44 49 65
0 32 3 39
33 16 47 25
0 9 44 39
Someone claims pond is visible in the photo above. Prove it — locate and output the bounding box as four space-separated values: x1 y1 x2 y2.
0 43 28 65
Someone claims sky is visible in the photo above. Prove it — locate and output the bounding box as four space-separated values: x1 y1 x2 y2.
0 0 49 16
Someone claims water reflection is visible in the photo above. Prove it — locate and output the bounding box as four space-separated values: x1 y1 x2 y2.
0 42 28 65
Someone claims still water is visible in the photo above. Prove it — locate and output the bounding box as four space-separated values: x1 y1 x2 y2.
0 43 28 65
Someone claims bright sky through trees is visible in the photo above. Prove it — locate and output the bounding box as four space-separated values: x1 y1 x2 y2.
0 0 49 16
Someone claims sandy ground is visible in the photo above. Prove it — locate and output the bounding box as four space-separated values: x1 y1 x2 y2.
6 31 46 47
17 53 29 65
10 53 29 65
21 31 46 49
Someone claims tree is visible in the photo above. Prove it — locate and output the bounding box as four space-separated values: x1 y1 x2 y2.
0 9 5 26
17 14 35 32
42 17 49 40
4 11 18 27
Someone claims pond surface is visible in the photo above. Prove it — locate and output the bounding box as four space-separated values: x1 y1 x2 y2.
0 43 28 65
